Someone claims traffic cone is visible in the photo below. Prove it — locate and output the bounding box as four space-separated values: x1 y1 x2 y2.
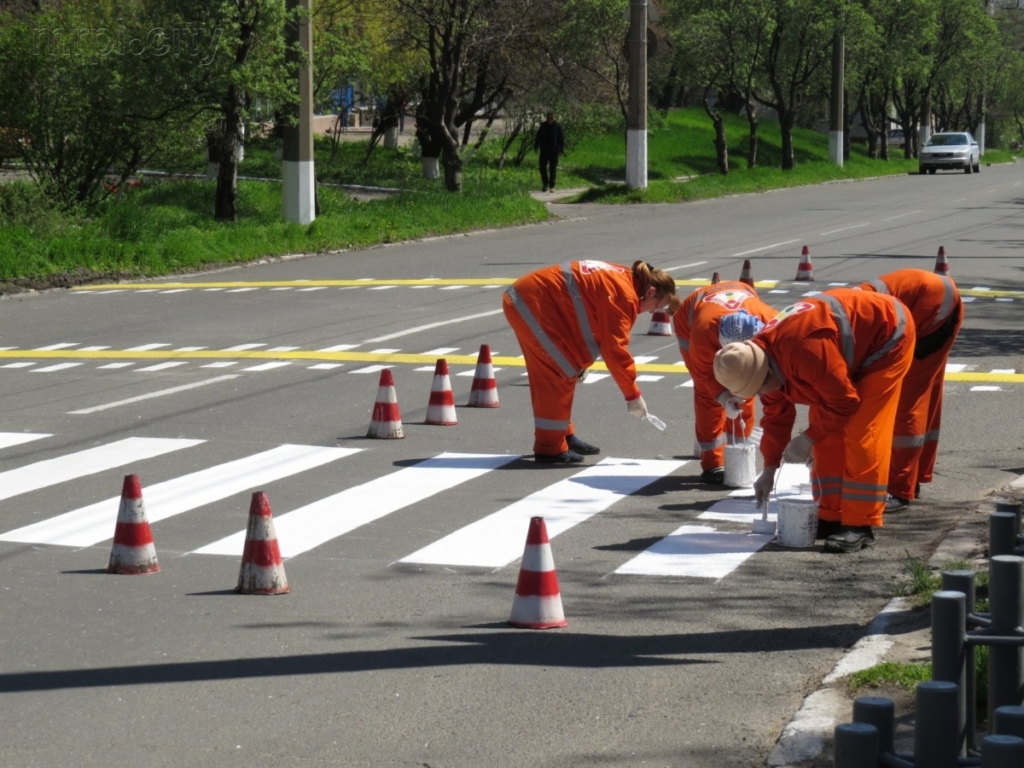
367 368 404 438
739 259 754 287
236 492 289 595
425 358 458 425
934 246 950 276
508 516 567 629
711 271 720 285
107 474 160 575
794 245 813 281
467 344 500 408
646 311 672 336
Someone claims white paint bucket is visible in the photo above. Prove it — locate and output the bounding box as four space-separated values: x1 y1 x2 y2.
723 442 756 488
776 498 818 548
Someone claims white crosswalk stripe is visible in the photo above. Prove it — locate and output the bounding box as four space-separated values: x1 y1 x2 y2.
0 432 51 451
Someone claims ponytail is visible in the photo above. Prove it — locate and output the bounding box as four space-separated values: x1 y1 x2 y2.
632 260 681 315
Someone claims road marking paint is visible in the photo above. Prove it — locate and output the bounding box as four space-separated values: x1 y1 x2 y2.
615 526 773 578
732 239 800 257
0 437 202 502
319 344 360 352
0 432 50 451
370 348 400 355
136 362 189 372
440 285 467 290
820 222 870 236
425 348 460 355
295 287 327 292
194 452 516 558
242 362 292 372
225 287 259 293
881 210 921 222
971 386 1001 391
351 365 391 374
401 457 686 568
34 343 79 351
173 346 207 352
223 343 266 351
80 346 110 351
0 444 358 547
267 346 299 352
992 368 1015 374
158 289 190 294
32 363 82 373
125 343 171 351
201 362 236 368
308 363 343 370
97 363 134 369
363 309 505 343
583 373 611 383
67 375 239 414
636 374 663 382
946 364 968 373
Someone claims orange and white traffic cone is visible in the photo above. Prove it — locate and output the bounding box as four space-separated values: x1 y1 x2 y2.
107 474 160 575
425 358 458 425
739 259 754 287
236 492 289 595
934 246 950 276
646 311 672 336
367 368 404 438
508 516 567 629
794 245 813 281
711 271 720 285
467 344 500 408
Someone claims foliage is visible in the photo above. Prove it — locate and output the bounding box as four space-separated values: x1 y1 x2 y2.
848 662 933 693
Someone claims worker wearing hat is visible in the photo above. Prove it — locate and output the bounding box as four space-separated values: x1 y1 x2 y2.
673 282 776 484
858 269 963 512
713 289 916 552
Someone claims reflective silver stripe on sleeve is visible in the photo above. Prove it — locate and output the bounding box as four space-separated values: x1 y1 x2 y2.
819 294 855 370
928 276 957 333
861 297 907 368
868 279 889 294
678 337 689 353
535 417 571 431
505 287 578 379
689 289 706 326
893 434 927 448
561 262 602 362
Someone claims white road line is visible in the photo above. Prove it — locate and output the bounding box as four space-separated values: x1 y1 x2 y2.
200 362 236 369
369 348 400 354
242 362 292 372
295 287 327 292
80 346 110 351
351 365 391 374
308 363 343 370
125 343 171 351
364 309 505 343
135 362 189 372
34 343 79 351
0 432 50 451
32 363 83 373
267 346 299 352
1 363 37 368
615 526 773 578
223 343 266 351
732 239 800 257
319 344 360 352
67 375 239 414
195 452 517 558
0 444 358 548
158 289 190 294
881 210 921 222
97 363 134 369
425 348 460 355
820 222 870 236
0 437 203 503
971 386 1001 392
401 457 686 568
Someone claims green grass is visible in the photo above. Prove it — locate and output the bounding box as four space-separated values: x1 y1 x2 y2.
897 553 990 611
848 661 933 693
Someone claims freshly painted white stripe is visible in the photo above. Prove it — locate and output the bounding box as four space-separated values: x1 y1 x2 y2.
945 363 968 373
971 386 1001 392
636 374 663 382
174 346 207 352
351 365 391 374
881 211 921 222
34 343 79 351
97 363 134 369
158 289 190 294
425 348 460 355
225 288 259 293
223 343 266 351
1 362 36 369
732 239 800 257
67 375 239 414
363 309 505 344
699 463 810 523
0 444 357 547
0 437 203 502
827 282 848 286
270 287 292 291
203 288 225 292
455 367 501 377
308 363 343 370
996 298 1014 302
583 373 611 383
440 285 467 291
971 287 991 291
633 355 659 364
369 285 396 291
820 222 870 236
0 432 50 451
201 362 236 368
267 346 299 352
768 289 790 294
0 346 16 351
676 380 694 388
80 346 111 351
136 289 158 293
402 457 686 568
615 525 773 578
125 343 171 351
296 287 327 292
194 452 516 558
33 363 83 373
136 362 189 372
319 344 360 352
992 368 1015 374
370 348 400 354
415 366 436 372
242 362 291 372
961 296 976 303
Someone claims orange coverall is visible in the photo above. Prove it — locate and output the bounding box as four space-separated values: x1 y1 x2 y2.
673 281 777 472
756 289 915 528
503 260 643 456
859 269 963 500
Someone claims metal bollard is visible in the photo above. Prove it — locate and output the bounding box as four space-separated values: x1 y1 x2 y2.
852 696 894 756
988 556 1024 725
994 499 1021 537
993 705 1024 739
915 681 960 768
942 571 977 752
980 734 1024 768
931 590 967 755
990 512 1019 558
834 722 879 768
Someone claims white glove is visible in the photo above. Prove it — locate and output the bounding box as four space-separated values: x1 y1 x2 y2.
627 395 648 419
782 432 814 465
716 390 745 420
753 467 777 509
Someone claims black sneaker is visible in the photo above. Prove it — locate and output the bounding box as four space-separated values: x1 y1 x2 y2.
885 495 909 514
535 450 584 464
566 435 600 455
915 482 922 498
816 519 842 539
824 526 875 553
700 467 725 485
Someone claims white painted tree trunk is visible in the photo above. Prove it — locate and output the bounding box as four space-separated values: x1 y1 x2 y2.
421 156 440 179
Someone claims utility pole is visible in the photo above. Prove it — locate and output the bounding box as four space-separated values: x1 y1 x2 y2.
282 0 315 224
626 0 647 189
829 34 844 166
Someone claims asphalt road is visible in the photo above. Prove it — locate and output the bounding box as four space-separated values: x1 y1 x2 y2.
1 163 1022 767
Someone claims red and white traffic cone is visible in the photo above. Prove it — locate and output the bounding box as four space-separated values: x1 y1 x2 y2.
107 474 160 575
467 344 500 408
236 492 289 595
934 246 950 276
425 358 458 425
794 245 813 281
710 271 720 285
646 311 672 336
509 517 567 629
739 259 754 287
367 368 404 438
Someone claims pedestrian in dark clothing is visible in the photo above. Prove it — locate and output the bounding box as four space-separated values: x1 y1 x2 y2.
535 111 565 192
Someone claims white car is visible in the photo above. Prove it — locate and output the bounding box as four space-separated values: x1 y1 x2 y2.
919 132 980 174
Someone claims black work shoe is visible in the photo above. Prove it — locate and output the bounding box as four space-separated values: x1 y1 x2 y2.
700 467 726 485
824 526 875 553
566 435 601 455
816 519 842 539
885 495 909 514
535 450 584 464
915 482 922 498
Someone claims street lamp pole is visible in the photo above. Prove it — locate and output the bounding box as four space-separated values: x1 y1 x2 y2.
282 0 315 224
626 0 648 189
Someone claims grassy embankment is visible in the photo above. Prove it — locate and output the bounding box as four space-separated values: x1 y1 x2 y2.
0 107 1017 288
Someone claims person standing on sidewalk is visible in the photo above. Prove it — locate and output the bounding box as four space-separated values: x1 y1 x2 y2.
535 111 565 192
503 260 680 463
858 269 964 512
712 289 915 553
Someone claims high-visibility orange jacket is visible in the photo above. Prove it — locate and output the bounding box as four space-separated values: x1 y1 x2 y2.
674 281 777 470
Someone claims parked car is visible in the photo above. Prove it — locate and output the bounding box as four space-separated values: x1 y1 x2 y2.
887 129 905 148
918 132 980 174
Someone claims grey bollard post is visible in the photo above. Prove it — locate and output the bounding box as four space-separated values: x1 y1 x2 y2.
915 681 960 768
943 570 977 752
852 696 894 756
988 556 1024 725
993 705 1024 739
994 499 1021 537
990 512 1019 558
834 723 879 768
980 734 1024 768
932 590 967 755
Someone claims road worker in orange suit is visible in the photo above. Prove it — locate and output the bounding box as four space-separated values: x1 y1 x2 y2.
858 269 963 512
673 281 777 484
503 260 680 463
712 288 915 552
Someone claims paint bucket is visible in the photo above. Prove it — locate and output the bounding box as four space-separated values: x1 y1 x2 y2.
776 498 818 548
723 442 756 488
